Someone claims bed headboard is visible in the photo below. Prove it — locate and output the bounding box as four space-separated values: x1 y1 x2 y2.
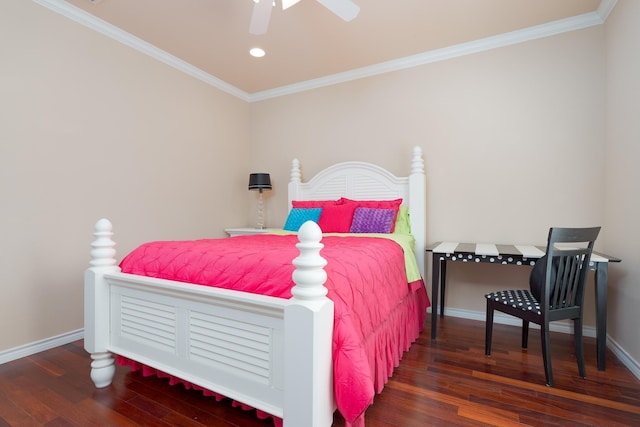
287 146 426 279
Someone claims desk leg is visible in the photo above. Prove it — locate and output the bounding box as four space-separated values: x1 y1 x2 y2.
431 254 440 339
595 263 608 371
440 260 447 317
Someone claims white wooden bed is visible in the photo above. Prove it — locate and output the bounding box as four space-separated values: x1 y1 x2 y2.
84 146 426 427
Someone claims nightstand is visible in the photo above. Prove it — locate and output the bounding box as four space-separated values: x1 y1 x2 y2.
224 227 277 237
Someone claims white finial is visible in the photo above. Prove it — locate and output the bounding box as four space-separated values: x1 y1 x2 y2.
411 146 424 175
291 221 327 300
90 218 117 268
290 158 301 183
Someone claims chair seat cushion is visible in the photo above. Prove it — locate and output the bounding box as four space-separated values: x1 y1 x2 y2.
485 289 541 315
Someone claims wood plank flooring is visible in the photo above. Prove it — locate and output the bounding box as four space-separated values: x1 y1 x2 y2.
1 316 639 426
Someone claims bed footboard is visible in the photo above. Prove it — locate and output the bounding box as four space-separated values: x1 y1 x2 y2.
84 219 335 427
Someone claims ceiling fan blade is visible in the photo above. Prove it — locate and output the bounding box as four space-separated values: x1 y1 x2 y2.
315 0 360 22
282 0 301 10
249 0 273 35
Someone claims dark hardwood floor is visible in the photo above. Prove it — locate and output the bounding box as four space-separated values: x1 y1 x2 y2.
2 316 639 426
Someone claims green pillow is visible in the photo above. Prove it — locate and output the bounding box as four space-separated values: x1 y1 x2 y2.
393 205 411 235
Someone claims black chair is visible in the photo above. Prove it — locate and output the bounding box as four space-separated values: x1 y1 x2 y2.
485 226 601 386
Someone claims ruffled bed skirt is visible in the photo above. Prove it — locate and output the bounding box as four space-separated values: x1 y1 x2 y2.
116 280 429 427
367 280 429 394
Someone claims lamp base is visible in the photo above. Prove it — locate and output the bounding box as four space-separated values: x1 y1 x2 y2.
256 191 266 229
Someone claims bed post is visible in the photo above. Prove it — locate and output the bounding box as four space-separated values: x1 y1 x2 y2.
283 221 334 427
287 158 301 211
84 218 120 388
409 146 426 279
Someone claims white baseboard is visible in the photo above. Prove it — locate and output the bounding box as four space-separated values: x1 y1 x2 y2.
3 319 640 382
606 335 640 380
0 329 84 365
427 307 640 380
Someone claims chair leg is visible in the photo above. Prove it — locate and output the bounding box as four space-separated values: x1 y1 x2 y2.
541 325 553 386
521 320 529 349
574 317 586 378
485 302 494 356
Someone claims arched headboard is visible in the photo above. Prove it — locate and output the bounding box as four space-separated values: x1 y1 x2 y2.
287 147 426 278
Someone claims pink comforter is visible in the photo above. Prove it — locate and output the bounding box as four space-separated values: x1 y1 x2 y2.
119 234 428 425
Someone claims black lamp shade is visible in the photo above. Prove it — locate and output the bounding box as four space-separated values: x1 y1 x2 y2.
248 173 272 191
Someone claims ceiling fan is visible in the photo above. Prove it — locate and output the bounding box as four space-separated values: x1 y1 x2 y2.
249 0 360 35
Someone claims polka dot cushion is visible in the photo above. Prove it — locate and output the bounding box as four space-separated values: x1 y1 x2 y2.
485 289 541 315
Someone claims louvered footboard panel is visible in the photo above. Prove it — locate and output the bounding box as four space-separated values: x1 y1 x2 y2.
120 295 177 351
189 311 272 383
106 274 286 417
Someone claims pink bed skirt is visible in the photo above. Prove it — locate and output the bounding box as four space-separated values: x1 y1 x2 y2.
116 280 429 427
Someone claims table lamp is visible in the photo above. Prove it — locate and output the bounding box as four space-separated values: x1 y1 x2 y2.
248 173 272 229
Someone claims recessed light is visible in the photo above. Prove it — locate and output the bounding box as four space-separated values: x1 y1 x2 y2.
250 47 266 58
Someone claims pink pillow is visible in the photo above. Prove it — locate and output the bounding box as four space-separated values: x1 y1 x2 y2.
318 203 358 233
340 197 402 209
340 198 402 232
292 199 340 208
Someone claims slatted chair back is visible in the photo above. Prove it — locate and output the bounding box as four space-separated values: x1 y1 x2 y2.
542 227 600 319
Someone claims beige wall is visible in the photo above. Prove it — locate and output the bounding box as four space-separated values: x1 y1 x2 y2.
251 26 606 324
2 0 638 375
0 0 250 351
604 0 640 369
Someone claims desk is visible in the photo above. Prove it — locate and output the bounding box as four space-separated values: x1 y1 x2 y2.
426 242 621 371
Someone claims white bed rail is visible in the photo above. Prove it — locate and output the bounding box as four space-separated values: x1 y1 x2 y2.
84 219 335 426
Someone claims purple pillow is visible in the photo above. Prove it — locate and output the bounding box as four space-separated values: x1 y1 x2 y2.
349 208 396 233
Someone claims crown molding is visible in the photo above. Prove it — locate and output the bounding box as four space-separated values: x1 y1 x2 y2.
34 0 614 104
32 0 251 102
249 10 606 102
597 0 618 21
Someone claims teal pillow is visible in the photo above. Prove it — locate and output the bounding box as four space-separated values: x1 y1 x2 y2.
283 208 322 232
